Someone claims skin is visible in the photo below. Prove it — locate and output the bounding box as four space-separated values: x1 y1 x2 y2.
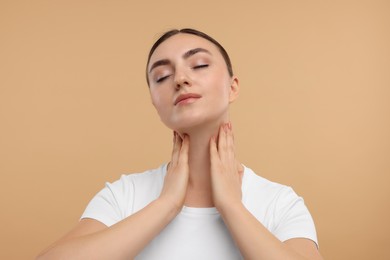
148 33 241 208
37 33 323 260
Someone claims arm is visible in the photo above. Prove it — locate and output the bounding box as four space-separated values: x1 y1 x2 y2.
37 133 189 260
37 199 177 260
209 122 323 260
219 202 322 260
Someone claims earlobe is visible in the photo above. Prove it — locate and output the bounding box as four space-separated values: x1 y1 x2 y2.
229 76 240 103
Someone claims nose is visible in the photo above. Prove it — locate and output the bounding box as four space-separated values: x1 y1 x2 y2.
174 69 191 90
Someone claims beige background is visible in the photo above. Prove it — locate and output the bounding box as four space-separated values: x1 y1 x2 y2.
1 0 389 259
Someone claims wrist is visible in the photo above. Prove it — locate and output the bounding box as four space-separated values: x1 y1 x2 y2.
156 196 182 217
216 200 244 218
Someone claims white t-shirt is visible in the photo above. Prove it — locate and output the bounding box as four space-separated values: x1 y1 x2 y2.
81 163 318 259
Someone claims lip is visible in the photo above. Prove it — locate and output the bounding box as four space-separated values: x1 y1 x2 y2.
174 93 202 105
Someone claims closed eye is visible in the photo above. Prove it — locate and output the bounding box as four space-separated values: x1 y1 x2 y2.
156 75 171 83
193 64 209 69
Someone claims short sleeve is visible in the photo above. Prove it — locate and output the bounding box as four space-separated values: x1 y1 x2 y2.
272 187 318 247
80 175 135 227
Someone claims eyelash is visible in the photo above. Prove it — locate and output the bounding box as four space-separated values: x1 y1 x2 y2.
156 75 170 83
193 64 209 69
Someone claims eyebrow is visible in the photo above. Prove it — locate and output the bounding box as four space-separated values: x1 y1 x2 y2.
149 47 212 73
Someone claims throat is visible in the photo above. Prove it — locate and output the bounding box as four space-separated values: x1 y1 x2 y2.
185 162 213 208
180 127 220 208
185 187 214 208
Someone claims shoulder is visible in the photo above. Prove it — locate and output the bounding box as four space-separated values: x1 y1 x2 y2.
241 165 294 201
102 163 167 209
241 165 306 224
81 163 167 226
106 163 167 193
242 165 305 211
241 165 318 244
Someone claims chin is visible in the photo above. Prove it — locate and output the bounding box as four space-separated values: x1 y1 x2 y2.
164 115 226 133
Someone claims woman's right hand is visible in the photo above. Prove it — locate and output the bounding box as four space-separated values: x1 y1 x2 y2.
159 132 190 213
37 132 190 260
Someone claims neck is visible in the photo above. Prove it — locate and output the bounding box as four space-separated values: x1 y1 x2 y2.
177 119 227 207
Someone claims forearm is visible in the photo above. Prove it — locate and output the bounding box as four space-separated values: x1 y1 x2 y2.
37 198 178 260
220 203 309 260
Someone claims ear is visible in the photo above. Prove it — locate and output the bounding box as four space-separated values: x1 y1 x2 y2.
228 76 240 103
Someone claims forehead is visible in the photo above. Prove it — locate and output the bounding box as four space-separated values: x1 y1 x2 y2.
148 33 222 65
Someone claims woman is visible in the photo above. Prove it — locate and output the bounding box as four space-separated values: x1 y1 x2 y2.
37 28 322 259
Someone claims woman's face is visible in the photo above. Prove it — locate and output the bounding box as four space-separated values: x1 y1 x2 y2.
147 33 239 132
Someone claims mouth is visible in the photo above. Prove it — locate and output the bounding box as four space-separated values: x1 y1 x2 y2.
174 93 202 105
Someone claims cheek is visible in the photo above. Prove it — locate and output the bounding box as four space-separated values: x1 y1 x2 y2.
150 91 163 110
151 93 159 107
150 86 165 103
208 69 231 95
211 79 231 100
150 90 170 116
205 86 230 113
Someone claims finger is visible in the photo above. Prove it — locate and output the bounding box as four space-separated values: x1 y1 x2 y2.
230 122 235 144
226 122 235 162
218 123 227 150
209 135 219 164
177 134 189 166
218 123 229 161
236 159 244 182
209 136 222 173
171 131 182 167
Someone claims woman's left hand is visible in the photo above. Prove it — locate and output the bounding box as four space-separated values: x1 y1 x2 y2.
209 122 244 213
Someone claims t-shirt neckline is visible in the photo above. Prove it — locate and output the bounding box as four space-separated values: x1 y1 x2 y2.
182 206 219 215
162 162 249 215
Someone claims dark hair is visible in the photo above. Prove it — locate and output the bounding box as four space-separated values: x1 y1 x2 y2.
146 28 234 86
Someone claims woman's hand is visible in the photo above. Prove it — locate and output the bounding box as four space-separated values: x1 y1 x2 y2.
210 122 244 213
159 132 190 213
